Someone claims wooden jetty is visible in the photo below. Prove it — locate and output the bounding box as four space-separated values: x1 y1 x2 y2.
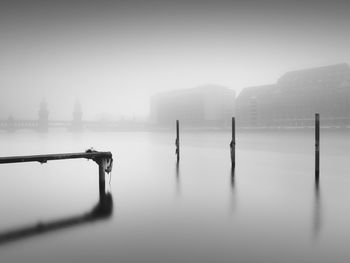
0 150 113 198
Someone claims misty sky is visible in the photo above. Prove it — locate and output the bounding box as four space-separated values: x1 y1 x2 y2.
1 0 350 120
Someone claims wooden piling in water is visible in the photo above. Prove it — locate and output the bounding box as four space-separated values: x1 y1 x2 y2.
230 117 236 168
98 160 106 199
315 113 320 180
176 120 180 163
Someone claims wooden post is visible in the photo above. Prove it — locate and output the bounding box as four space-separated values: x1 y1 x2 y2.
230 117 236 168
98 160 106 199
315 113 320 180
176 120 180 163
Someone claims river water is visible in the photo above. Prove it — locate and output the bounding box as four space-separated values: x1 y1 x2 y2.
0 130 350 263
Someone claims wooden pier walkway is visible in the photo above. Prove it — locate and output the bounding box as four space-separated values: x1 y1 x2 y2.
0 151 112 164
0 150 113 198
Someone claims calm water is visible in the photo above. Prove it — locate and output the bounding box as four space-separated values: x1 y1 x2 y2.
0 130 350 263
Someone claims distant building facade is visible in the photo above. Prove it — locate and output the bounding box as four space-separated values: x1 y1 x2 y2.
151 85 235 127
236 63 350 127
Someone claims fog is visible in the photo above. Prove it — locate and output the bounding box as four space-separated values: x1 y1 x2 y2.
2 2 350 262
1 0 350 120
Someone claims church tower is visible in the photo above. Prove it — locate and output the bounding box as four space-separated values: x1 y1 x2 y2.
38 99 49 132
72 100 83 131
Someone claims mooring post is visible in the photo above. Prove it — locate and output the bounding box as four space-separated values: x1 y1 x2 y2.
98 160 106 199
176 120 180 163
315 113 320 180
230 117 236 168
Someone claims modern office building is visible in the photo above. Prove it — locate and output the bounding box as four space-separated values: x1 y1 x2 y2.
150 85 235 127
236 63 350 127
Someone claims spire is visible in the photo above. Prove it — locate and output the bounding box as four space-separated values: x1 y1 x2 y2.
6 114 15 132
38 98 49 132
71 99 83 131
73 99 82 122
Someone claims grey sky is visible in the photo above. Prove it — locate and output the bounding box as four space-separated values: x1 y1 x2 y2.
1 0 350 119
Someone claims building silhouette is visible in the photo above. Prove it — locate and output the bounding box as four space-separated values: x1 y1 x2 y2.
236 63 350 127
150 85 235 127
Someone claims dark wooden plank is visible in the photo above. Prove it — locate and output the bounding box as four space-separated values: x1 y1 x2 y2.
0 151 112 164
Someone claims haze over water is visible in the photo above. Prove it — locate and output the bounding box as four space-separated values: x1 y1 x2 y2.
0 130 350 263
1 0 350 262
1 0 350 119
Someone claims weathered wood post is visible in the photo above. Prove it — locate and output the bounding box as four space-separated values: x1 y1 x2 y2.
176 120 180 162
230 117 236 168
315 113 320 180
98 160 106 199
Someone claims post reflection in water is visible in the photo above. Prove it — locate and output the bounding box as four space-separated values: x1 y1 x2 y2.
0 192 113 245
229 167 237 214
313 176 322 240
230 167 235 190
175 162 181 196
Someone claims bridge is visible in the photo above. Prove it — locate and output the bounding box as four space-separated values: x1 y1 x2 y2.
0 119 147 132
0 100 147 132
0 119 76 132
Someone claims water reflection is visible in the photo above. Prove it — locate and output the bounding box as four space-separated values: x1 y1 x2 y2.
0 192 113 245
313 177 322 240
230 167 235 190
229 167 237 214
175 162 181 196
